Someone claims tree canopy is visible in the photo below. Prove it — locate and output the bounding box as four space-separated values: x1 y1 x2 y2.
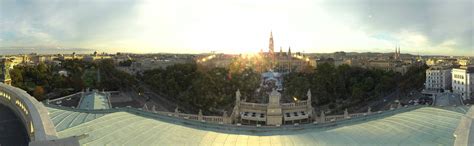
284 63 427 112
141 63 261 113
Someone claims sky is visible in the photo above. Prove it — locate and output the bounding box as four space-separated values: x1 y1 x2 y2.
0 0 472 56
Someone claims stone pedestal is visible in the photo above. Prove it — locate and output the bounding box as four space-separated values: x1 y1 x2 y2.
266 108 282 125
266 89 282 126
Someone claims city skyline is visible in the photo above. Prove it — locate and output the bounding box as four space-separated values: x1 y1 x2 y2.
0 0 472 56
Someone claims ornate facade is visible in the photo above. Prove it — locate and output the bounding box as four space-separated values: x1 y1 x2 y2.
260 32 313 73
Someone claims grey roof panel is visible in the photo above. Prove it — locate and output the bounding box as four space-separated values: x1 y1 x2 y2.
45 106 467 145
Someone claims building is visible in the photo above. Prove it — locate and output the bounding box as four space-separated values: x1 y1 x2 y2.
452 66 474 100
426 58 458 67
360 46 415 75
83 51 112 62
424 65 452 92
264 32 314 72
231 89 313 125
393 45 401 60
458 59 472 66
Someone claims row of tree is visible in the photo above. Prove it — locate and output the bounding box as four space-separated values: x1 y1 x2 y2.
141 63 261 113
10 59 137 101
284 63 427 112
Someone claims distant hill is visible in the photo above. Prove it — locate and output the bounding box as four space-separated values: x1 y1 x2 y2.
0 48 94 55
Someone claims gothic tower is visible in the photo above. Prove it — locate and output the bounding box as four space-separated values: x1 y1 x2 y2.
269 31 275 56
394 45 400 60
394 46 397 60
279 46 283 57
397 46 401 60
288 46 292 72
269 31 275 68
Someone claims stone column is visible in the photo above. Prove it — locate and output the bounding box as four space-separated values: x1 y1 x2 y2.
174 107 179 117
344 108 349 119
307 89 313 119
198 109 203 121
320 111 326 123
236 89 241 104
223 111 231 124
266 89 282 126
232 89 241 124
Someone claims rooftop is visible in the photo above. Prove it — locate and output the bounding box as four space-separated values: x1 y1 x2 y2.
77 91 110 110
457 66 474 73
45 105 470 145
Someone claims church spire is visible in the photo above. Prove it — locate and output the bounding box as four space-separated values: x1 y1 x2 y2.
394 45 398 60
288 46 292 57
269 31 275 68
280 46 283 57
397 46 401 59
269 31 274 55
288 46 292 72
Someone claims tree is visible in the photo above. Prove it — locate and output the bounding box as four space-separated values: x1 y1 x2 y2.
33 86 45 101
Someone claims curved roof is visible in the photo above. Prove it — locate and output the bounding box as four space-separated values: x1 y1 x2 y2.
47 107 106 132
45 105 469 145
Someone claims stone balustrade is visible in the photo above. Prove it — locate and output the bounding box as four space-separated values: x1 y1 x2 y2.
240 102 268 110
281 101 308 109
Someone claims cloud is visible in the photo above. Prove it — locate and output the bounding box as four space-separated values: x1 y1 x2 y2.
0 0 141 48
322 0 473 55
0 0 472 56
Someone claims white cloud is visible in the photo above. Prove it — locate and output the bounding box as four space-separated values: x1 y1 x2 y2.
0 0 472 56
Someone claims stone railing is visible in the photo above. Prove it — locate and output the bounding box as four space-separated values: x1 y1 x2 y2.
240 101 309 111
281 101 308 109
45 99 428 135
240 102 268 111
0 83 58 142
318 105 424 123
154 110 227 124
48 92 83 102
325 115 346 122
47 103 230 125
348 112 368 118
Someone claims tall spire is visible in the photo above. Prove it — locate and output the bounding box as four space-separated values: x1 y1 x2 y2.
269 31 275 69
397 46 401 59
394 45 398 60
288 46 292 57
288 46 292 72
279 46 283 57
269 31 274 55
